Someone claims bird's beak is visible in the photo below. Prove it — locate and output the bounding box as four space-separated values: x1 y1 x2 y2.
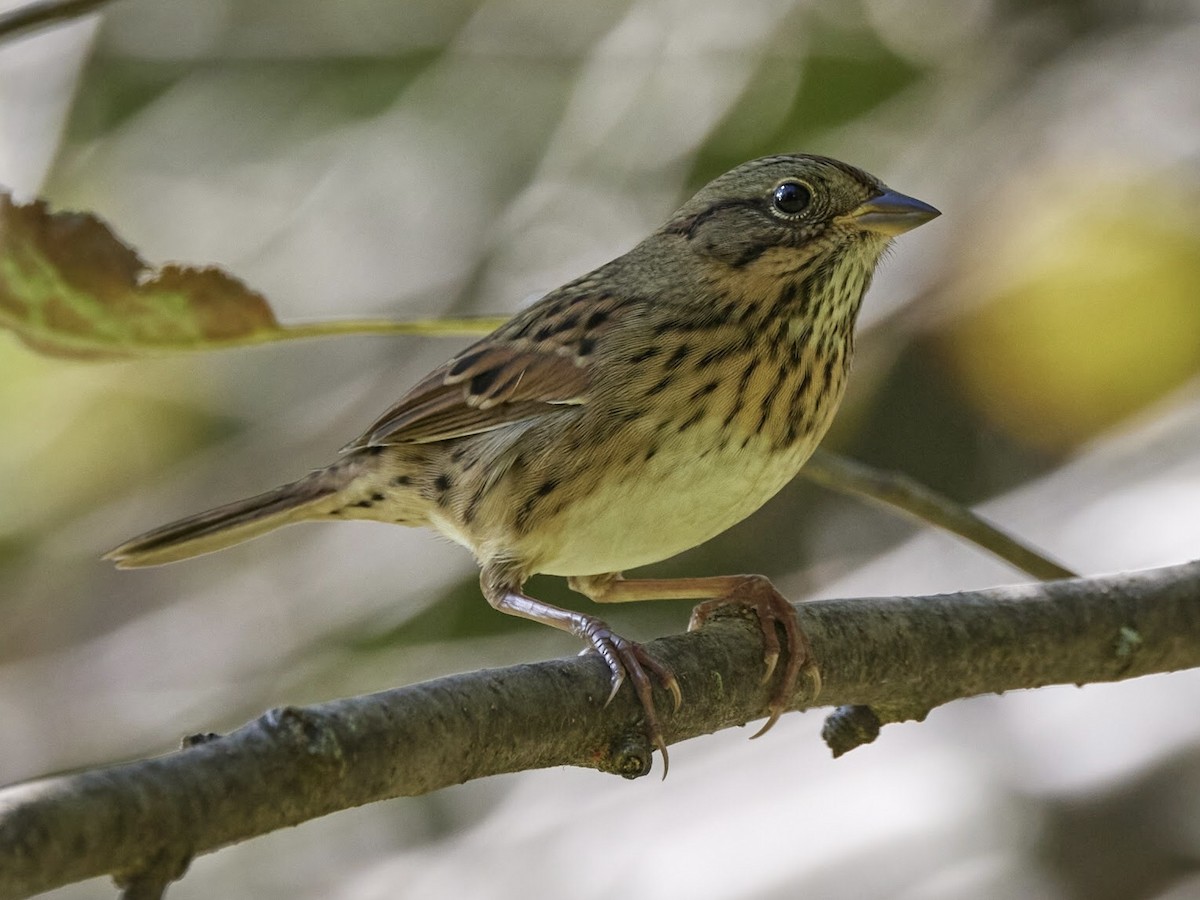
847 189 940 236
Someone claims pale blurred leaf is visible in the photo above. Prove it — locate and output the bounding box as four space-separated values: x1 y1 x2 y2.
0 191 504 359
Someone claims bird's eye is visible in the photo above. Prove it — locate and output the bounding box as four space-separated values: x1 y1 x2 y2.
772 181 812 217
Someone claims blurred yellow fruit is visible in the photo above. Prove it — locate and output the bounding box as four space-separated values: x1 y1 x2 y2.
941 173 1200 450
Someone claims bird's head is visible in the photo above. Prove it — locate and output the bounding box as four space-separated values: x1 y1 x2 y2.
662 154 939 273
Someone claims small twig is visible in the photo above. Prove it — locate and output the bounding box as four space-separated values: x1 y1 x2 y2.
802 449 1078 581
0 0 115 42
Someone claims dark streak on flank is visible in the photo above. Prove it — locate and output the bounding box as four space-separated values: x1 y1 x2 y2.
821 328 836 355
666 343 691 368
620 409 641 424
627 347 659 365
690 380 720 401
652 319 674 337
736 302 761 326
677 408 705 433
515 496 536 532
645 374 673 397
464 483 487 525
723 357 759 429
789 369 813 414
515 477 561 533
774 281 798 311
707 300 738 329
754 380 780 436
779 370 816 450
770 320 789 359
391 475 412 486
696 344 738 369
658 316 723 336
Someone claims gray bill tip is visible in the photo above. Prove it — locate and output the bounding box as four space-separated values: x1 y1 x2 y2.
849 189 940 236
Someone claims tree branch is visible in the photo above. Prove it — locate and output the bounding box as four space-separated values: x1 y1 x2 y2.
2 561 1198 899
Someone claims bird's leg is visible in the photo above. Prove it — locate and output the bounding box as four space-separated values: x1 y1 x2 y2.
480 572 680 771
570 573 818 738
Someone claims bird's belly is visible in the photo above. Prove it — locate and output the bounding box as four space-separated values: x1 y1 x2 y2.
529 425 816 577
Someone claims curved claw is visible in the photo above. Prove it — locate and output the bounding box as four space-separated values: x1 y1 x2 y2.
689 575 819 739
578 618 680 777
605 667 626 707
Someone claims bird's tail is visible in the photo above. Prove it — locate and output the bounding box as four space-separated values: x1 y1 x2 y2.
105 456 367 568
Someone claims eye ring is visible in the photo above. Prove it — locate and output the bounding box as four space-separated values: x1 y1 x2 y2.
771 180 813 218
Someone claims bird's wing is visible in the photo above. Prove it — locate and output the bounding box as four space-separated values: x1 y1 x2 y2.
352 288 630 447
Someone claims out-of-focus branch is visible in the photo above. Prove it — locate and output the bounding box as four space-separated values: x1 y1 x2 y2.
2 561 1198 899
0 0 116 42
803 449 1078 580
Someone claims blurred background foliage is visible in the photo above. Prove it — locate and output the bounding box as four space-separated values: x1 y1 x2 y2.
2 0 1200 897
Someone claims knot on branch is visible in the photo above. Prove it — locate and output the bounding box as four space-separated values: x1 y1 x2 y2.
112 843 192 900
601 731 655 780
260 706 347 775
822 704 882 757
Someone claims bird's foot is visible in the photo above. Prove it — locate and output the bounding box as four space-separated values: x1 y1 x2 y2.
688 574 819 737
578 617 681 776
